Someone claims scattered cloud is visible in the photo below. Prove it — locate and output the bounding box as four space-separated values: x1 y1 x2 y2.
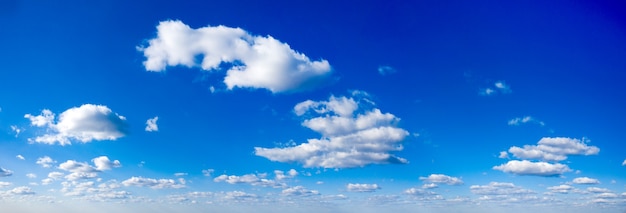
24 104 128 145
281 186 320 197
419 174 463 185
498 151 509 159
92 156 121 171
586 187 611 193
470 182 534 195
10 125 23 137
26 173 36 179
622 159 626 166
404 187 437 196
572 177 600 185
122 177 185 189
213 172 286 188
274 169 298 180
36 156 56 168
421 183 438 189
346 183 380 192
202 169 214 177
479 81 511 96
6 186 35 195
145 116 159 132
547 184 575 194
507 116 545 126
506 137 599 162
139 20 332 93
174 173 188 177
58 156 121 181
493 160 571 176
15 155 25 160
0 182 11 188
255 93 409 168
0 167 13 177
377 65 396 76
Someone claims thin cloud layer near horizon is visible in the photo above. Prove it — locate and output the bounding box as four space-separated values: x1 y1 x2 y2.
1 1 625 213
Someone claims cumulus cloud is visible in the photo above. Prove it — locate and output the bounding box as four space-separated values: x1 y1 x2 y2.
145 116 159 132
470 182 534 195
36 156 56 168
419 174 463 185
479 81 511 96
403 187 437 196
7 186 35 195
506 137 599 162
572 177 600 185
498 151 509 159
122 177 185 189
547 184 575 194
0 167 12 177
508 116 545 126
24 104 128 145
58 156 121 181
346 183 380 192
377 65 396 76
213 173 286 188
255 93 409 168
0 182 11 188
26 173 36 179
282 186 320 197
493 160 571 176
16 155 25 160
139 20 332 93
587 187 611 193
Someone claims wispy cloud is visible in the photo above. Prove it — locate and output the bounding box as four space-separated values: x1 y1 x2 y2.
508 116 545 126
479 81 511 96
572 177 600 185
378 65 396 76
139 20 332 93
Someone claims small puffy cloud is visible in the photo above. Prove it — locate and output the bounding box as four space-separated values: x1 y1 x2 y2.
122 177 185 189
139 20 332 93
470 182 534 195
377 65 396 76
202 169 214 177
419 174 463 185
572 177 600 185
255 93 409 168
508 116 545 126
0 167 13 177
479 81 511 96
16 155 25 160
493 160 571 177
547 184 575 194
7 186 35 195
26 173 36 179
24 104 128 145
507 137 599 162
587 187 611 193
145 116 159 132
36 156 56 168
92 156 121 171
346 183 380 192
274 169 298 180
622 159 626 166
421 183 438 189
0 182 11 188
10 125 23 137
498 151 509 159
213 173 285 188
282 186 320 197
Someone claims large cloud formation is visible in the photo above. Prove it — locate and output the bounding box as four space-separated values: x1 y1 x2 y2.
139 20 332 93
494 137 599 176
254 93 409 168
24 104 128 145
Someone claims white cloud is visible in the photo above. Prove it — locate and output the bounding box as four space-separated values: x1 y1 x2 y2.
419 174 463 185
213 173 285 188
0 167 13 177
622 159 626 166
498 151 509 159
507 137 599 162
492 160 571 176
281 186 320 197
403 187 437 196
58 156 120 181
139 20 332 93
36 156 56 168
470 182 534 195
15 155 25 160
421 183 438 189
145 116 159 132
202 169 214 177
547 184 575 194
7 186 35 195
587 187 611 193
122 177 185 189
92 156 121 171
26 173 36 179
508 116 545 126
174 173 188 177
10 125 23 137
0 182 11 188
479 81 511 96
572 177 600 185
255 94 409 168
346 183 380 192
377 65 396 76
25 104 128 145
274 169 298 180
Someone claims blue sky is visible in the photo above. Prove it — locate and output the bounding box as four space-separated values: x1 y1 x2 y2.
1 0 626 212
